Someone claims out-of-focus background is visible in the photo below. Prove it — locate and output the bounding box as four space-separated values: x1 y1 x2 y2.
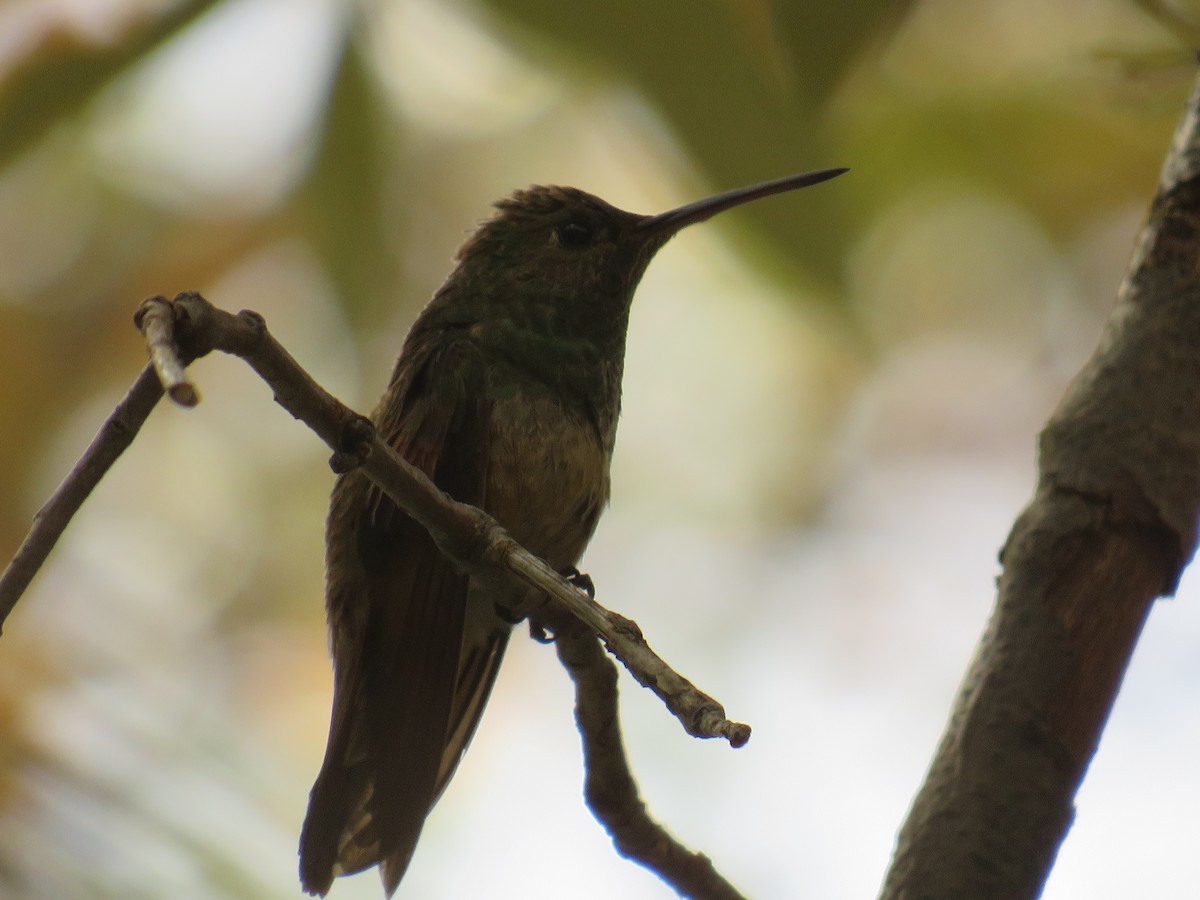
1 1 1199 897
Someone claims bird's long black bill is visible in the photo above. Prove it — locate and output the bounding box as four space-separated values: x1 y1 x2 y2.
636 167 848 236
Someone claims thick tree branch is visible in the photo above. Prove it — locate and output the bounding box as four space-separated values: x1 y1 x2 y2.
879 74 1200 898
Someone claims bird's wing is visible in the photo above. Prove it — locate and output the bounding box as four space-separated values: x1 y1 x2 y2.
299 335 507 897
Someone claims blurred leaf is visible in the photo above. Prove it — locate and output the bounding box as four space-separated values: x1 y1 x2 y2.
840 89 1181 240
296 33 390 324
0 0 226 168
1131 0 1200 42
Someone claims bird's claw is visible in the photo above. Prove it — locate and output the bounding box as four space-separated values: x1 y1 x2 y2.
562 566 595 598
328 414 375 474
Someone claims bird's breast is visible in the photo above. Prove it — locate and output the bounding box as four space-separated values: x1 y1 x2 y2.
483 383 611 571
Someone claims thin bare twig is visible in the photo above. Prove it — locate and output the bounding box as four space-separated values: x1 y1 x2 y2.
0 289 753 898
168 292 752 895
159 291 749 748
0 290 750 749
134 295 200 407
0 297 206 630
556 627 748 900
0 366 164 633
506 541 751 746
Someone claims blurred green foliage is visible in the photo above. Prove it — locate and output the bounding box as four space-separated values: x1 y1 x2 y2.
0 0 225 168
0 0 1196 897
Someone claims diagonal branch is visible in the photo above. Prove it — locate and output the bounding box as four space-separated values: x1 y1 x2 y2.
0 365 164 632
0 290 751 898
164 291 750 748
556 626 748 900
879 72 1200 899
2 293 749 748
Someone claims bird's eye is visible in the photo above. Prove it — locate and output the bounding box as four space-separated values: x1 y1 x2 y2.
555 220 594 249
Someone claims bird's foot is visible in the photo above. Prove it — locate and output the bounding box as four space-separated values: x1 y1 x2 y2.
562 566 595 598
493 601 527 626
327 414 375 474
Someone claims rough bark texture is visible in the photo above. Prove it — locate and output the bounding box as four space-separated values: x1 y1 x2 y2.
879 73 1200 899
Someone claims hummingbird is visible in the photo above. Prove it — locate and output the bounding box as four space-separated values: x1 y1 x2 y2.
298 167 847 897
